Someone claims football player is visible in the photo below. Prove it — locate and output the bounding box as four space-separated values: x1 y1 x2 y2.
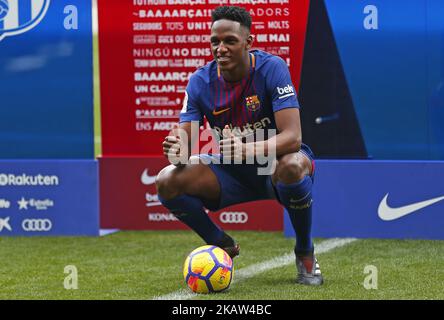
157 6 323 285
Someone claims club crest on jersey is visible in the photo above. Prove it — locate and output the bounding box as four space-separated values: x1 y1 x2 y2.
245 95 261 112
0 0 50 42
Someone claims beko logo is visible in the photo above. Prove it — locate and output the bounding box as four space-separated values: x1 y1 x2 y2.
22 219 52 232
219 212 248 224
277 85 295 99
146 193 161 207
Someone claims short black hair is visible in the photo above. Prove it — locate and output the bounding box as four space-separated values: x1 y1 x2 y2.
211 6 252 31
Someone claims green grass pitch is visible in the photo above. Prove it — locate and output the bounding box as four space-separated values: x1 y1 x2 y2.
85 34 444 301
0 231 443 300
69 34 444 301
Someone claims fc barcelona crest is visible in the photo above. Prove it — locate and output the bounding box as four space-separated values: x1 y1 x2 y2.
246 95 261 112
0 0 50 42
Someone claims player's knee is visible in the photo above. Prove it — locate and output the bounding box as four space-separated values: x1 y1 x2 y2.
275 155 306 184
155 165 182 200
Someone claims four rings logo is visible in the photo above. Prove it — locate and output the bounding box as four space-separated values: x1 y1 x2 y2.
22 219 52 232
0 0 50 42
219 211 248 224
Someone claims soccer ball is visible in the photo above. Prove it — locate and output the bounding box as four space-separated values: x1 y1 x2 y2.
183 245 234 294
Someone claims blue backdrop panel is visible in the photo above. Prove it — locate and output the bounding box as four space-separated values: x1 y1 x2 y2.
300 0 444 160
324 0 429 159
427 0 444 159
284 160 444 240
0 0 93 158
0 160 99 236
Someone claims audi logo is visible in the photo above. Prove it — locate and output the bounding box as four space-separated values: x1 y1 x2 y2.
219 212 248 224
22 219 52 232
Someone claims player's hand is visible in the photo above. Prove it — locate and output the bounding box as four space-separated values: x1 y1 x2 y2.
219 125 245 162
162 135 186 166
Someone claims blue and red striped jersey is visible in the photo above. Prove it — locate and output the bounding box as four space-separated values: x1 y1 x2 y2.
180 50 300 139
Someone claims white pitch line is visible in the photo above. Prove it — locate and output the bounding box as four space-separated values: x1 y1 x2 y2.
153 237 358 300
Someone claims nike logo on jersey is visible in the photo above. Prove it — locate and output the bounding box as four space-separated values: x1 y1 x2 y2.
377 193 444 221
212 107 231 116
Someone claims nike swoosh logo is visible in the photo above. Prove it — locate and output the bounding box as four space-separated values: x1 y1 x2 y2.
141 169 157 185
212 108 231 116
378 193 444 221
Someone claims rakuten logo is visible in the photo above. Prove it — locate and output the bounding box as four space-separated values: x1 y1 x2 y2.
0 174 59 186
148 213 178 222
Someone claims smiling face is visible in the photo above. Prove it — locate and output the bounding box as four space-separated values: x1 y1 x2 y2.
210 19 253 81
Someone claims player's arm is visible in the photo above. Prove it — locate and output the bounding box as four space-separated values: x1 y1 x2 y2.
248 55 302 158
163 74 203 166
253 107 302 157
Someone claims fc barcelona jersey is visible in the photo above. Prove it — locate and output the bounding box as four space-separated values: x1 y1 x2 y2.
180 50 300 139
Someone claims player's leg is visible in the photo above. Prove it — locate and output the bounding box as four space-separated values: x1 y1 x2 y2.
272 146 323 285
273 151 314 255
156 156 239 257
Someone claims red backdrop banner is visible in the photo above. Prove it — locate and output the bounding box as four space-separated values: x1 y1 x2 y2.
98 0 310 156
99 156 284 231
98 1 310 230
